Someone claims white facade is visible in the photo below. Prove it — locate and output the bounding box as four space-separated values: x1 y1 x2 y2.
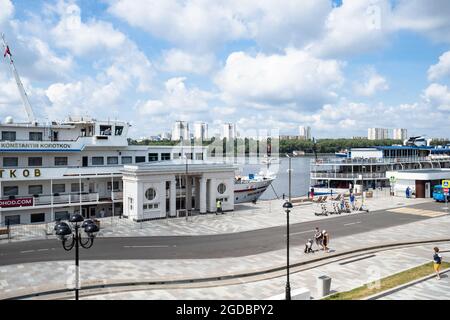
298 126 311 140
171 121 190 141
368 128 390 140
194 122 208 140
350 148 383 159
386 169 450 197
393 128 408 141
122 161 236 221
222 123 236 140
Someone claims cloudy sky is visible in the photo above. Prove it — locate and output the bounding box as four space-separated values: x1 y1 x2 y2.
0 0 450 139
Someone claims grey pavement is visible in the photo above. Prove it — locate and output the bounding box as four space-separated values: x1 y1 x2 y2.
0 193 432 243
379 270 450 300
1 211 450 299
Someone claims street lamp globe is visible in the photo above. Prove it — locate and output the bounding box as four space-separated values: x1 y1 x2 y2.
83 223 99 239
283 201 293 209
69 213 84 224
55 223 72 242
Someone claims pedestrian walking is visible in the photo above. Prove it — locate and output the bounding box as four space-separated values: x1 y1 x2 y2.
310 187 315 199
350 192 355 210
405 186 410 198
433 247 443 280
100 208 105 218
322 230 330 252
216 199 223 214
314 227 323 251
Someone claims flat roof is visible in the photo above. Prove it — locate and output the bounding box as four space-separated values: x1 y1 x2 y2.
122 160 238 175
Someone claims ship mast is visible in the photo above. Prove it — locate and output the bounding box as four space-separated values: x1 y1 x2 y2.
1 34 36 124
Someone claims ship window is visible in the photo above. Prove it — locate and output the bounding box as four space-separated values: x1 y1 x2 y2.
55 211 70 221
145 188 156 201
107 156 119 165
5 215 20 225
3 157 18 167
100 125 112 136
53 184 66 194
28 157 42 167
148 153 159 162
3 186 19 196
1 131 16 141
115 126 124 136
217 183 227 194
135 156 146 163
107 181 120 191
92 157 104 165
121 156 132 164
55 157 68 166
29 132 43 141
161 153 171 161
173 153 181 159
28 185 43 195
71 183 84 193
30 213 45 223
195 153 203 160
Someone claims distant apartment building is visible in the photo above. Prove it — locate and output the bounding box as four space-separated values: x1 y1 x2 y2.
172 121 190 141
299 126 311 140
368 128 390 140
193 122 208 140
223 123 236 140
160 132 172 140
393 128 408 141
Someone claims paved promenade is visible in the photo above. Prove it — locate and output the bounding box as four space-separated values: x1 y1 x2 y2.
1 193 431 243
1 210 449 299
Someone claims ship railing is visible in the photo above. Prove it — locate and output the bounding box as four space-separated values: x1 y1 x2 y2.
311 172 387 179
311 156 449 165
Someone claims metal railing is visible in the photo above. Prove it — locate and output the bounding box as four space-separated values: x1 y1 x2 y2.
311 172 387 179
311 156 450 166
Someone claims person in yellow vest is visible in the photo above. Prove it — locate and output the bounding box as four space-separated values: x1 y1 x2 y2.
216 199 223 214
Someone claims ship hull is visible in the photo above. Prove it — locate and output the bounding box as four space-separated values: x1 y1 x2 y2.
234 178 274 203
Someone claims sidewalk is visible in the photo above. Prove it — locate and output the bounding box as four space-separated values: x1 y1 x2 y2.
1 194 431 243
1 211 449 299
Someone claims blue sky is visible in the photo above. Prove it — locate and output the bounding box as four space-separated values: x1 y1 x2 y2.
1 0 450 139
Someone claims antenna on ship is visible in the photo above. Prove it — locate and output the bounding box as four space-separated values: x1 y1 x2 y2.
1 33 37 124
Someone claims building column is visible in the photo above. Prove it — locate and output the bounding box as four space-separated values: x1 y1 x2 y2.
159 181 166 219
186 176 192 211
199 177 207 214
194 178 200 210
170 179 177 217
208 178 216 213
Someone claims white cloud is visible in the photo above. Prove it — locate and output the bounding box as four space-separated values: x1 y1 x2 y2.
428 51 450 81
393 0 450 43
108 0 331 51
161 49 215 75
309 0 393 57
0 0 13 25
50 0 126 55
354 68 389 96
215 49 343 108
423 83 450 111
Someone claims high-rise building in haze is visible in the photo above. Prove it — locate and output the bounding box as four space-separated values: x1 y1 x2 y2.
368 128 390 140
299 126 311 140
222 123 236 140
393 128 408 141
171 121 190 141
193 122 208 140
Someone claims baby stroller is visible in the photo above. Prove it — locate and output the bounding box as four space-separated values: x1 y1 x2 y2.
304 239 314 254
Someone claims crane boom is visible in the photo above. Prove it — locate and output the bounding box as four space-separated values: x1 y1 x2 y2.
1 34 36 124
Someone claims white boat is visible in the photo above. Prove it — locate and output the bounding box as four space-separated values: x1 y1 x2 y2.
234 173 275 204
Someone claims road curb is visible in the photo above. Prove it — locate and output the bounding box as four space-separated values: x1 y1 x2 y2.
364 267 450 300
2 238 450 300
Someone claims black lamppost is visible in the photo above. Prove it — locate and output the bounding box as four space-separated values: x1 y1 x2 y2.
54 214 100 300
283 200 293 300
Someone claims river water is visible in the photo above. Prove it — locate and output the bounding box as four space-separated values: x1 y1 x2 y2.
240 157 312 200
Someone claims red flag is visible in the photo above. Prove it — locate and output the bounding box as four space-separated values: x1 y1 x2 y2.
4 46 11 58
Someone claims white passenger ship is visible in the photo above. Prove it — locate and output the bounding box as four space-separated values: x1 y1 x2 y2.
0 36 274 225
310 140 450 195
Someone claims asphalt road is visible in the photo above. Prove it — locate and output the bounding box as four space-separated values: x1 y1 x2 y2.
0 204 432 266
